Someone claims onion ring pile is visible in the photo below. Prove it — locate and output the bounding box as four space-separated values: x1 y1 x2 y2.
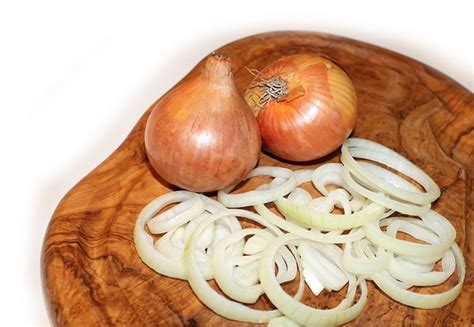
135 138 465 325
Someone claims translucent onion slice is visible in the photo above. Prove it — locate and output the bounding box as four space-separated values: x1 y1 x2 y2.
233 257 260 287
388 251 455 286
212 227 297 304
310 189 352 214
154 230 209 263
341 138 440 205
134 191 209 279
218 167 296 207
343 237 389 275
134 192 241 280
312 163 365 211
299 241 348 292
287 187 312 206
183 212 211 245
244 231 271 254
381 215 456 286
396 257 434 273
169 225 185 248
341 167 430 216
259 233 368 326
363 210 456 262
358 161 421 193
312 163 346 195
184 209 305 323
303 268 325 296
255 203 366 243
275 197 385 231
147 196 206 233
213 228 266 303
372 244 465 309
293 169 314 184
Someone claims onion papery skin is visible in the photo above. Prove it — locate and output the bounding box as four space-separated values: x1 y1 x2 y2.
145 53 261 192
245 54 357 162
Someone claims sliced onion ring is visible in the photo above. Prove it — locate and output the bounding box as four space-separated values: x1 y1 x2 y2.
275 197 385 231
212 228 297 304
299 241 349 292
147 196 206 233
363 210 456 262
312 163 365 210
255 203 365 243
387 250 455 286
134 191 210 279
218 167 296 207
341 167 430 216
184 209 305 323
343 236 389 275
134 192 241 280
341 138 440 205
372 244 465 309
259 233 368 326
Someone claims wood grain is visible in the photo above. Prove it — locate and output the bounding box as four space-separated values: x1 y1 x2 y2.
41 31 474 326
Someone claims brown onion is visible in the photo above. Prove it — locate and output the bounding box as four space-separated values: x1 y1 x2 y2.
245 54 357 162
145 53 261 192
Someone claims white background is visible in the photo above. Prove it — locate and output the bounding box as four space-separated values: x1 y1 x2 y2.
0 0 472 326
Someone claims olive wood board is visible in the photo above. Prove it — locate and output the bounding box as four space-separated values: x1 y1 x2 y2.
42 31 473 326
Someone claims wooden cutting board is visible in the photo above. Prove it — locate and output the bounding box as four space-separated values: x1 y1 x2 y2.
41 31 473 326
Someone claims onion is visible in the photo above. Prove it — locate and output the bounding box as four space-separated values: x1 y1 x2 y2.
145 53 261 192
244 54 357 162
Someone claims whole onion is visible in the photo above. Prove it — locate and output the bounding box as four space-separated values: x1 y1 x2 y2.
245 54 357 162
145 53 261 192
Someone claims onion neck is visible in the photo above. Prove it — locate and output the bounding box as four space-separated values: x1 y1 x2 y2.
247 75 289 109
204 53 233 81
247 73 306 112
